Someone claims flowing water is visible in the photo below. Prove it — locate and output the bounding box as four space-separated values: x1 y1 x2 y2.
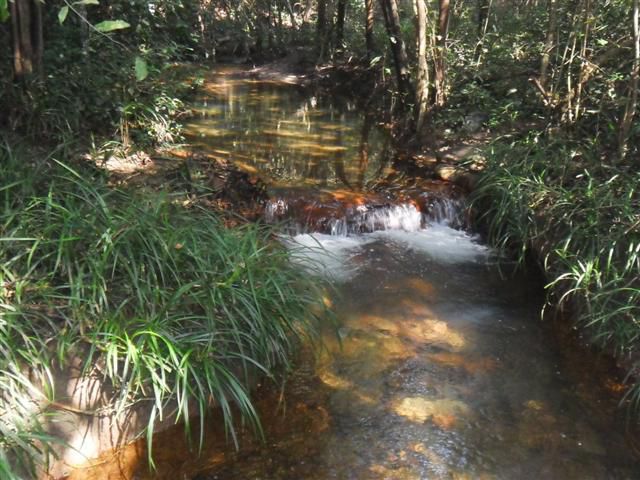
69 67 639 479
187 68 639 479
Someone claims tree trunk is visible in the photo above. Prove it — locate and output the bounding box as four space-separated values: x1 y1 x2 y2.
474 0 491 63
539 0 558 88
434 0 450 107
618 0 639 161
572 0 592 120
335 0 347 52
10 0 43 80
365 0 376 59
317 0 328 61
285 0 297 28
379 0 413 101
414 0 430 131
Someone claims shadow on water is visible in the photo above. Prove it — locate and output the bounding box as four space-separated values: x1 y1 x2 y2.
65 66 639 480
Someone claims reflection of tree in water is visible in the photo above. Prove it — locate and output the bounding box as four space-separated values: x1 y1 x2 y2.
332 127 352 190
186 77 392 189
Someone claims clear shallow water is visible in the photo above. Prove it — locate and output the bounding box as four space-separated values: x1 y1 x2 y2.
198 222 638 479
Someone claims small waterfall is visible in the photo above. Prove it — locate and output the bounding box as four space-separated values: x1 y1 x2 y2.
265 193 466 236
328 203 423 236
265 198 289 221
422 197 466 228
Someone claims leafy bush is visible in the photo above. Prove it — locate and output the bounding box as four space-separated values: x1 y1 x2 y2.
0 142 326 476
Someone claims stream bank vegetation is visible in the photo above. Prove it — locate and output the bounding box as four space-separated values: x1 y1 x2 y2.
462 0 640 421
0 142 326 478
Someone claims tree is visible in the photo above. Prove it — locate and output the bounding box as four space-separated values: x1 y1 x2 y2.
9 0 43 80
414 0 430 131
539 0 558 88
335 0 347 53
379 0 413 102
474 0 491 63
434 0 450 107
365 0 376 59
317 0 329 61
618 0 639 161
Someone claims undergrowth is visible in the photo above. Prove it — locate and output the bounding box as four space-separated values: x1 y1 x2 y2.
471 132 640 414
0 142 326 477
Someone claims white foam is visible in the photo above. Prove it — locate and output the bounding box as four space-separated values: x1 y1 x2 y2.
328 203 422 235
284 233 374 281
371 224 489 264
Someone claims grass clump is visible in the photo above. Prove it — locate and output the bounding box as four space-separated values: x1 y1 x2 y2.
471 132 640 411
0 142 325 476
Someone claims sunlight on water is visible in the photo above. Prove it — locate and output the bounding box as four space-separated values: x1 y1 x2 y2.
185 70 389 189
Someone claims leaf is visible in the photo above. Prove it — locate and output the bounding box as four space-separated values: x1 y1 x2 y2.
58 6 69 24
0 0 8 22
74 0 100 4
94 19 130 33
135 56 149 82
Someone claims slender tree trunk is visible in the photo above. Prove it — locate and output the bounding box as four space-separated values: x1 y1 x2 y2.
335 0 347 52
365 0 376 59
379 0 413 101
474 0 491 63
539 0 558 88
267 1 276 50
317 0 329 61
10 0 43 80
415 0 430 131
573 0 592 120
434 0 450 107
285 0 297 28
618 0 640 161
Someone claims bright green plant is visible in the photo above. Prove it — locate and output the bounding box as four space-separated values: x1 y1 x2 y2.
0 142 327 476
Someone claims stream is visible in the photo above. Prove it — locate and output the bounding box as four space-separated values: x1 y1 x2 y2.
70 67 639 479
187 67 639 479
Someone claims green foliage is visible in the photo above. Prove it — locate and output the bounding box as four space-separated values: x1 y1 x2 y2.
1 0 201 147
471 133 640 411
0 0 7 22
0 143 326 476
135 56 149 81
93 19 130 32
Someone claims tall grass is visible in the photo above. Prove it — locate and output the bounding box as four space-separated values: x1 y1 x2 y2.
471 132 640 413
0 142 326 476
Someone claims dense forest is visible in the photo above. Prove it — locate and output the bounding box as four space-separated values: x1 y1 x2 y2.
1 0 639 478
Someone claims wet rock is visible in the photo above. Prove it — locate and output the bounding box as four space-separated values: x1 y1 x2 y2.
392 396 471 427
223 168 268 206
462 112 489 133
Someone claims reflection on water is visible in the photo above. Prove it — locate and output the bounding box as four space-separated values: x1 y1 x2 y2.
184 68 389 189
